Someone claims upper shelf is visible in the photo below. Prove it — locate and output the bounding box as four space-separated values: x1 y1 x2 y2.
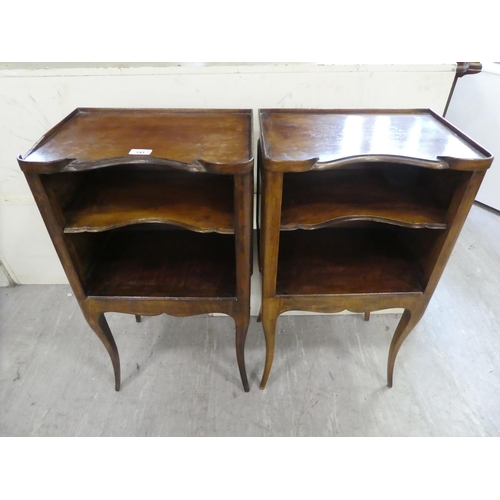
281 167 455 230
259 109 492 172
18 108 254 175
63 169 234 234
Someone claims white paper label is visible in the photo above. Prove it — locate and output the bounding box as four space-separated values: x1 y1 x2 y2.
129 149 152 155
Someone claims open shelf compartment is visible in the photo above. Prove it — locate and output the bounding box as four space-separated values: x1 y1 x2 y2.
44 167 235 234
281 164 463 231
276 225 432 296
76 227 237 298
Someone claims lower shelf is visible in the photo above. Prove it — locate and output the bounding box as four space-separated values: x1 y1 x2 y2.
86 229 236 298
276 227 425 296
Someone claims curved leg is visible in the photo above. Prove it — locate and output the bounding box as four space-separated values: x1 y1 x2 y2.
83 309 121 391
259 300 279 390
234 311 250 392
387 305 425 388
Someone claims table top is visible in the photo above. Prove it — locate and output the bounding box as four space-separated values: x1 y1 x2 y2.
259 109 491 170
19 108 254 174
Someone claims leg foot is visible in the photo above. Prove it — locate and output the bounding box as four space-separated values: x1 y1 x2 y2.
234 311 250 392
83 307 121 391
135 315 141 323
387 305 425 388
364 312 370 321
260 301 279 390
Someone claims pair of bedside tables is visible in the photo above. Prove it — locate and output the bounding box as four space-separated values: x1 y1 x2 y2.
18 108 492 392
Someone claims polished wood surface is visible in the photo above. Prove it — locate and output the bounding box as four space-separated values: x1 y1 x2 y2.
19 108 254 392
260 109 490 171
19 108 253 174
281 167 462 230
63 169 234 234
86 230 236 298
277 228 424 296
258 108 492 390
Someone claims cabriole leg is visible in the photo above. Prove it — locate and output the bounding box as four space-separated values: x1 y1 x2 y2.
387 305 425 388
233 310 250 392
82 307 121 391
259 300 279 390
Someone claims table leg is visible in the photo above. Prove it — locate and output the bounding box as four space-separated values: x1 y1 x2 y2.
260 300 279 390
82 306 121 391
234 309 250 392
387 305 425 387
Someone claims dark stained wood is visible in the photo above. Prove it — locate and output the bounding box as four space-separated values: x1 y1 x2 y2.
281 167 462 230
260 109 491 172
63 169 235 234
258 108 492 390
18 108 253 175
233 173 253 392
86 230 236 298
19 108 254 392
276 228 424 296
81 305 121 391
23 172 87 300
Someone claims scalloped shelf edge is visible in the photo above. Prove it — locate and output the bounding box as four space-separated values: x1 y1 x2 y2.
64 219 235 234
280 215 448 231
18 155 254 175
265 154 493 173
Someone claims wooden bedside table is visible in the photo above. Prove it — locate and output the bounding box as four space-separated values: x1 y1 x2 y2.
257 109 492 389
18 108 254 392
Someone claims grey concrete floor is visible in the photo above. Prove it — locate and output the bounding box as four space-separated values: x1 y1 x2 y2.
1 203 500 436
